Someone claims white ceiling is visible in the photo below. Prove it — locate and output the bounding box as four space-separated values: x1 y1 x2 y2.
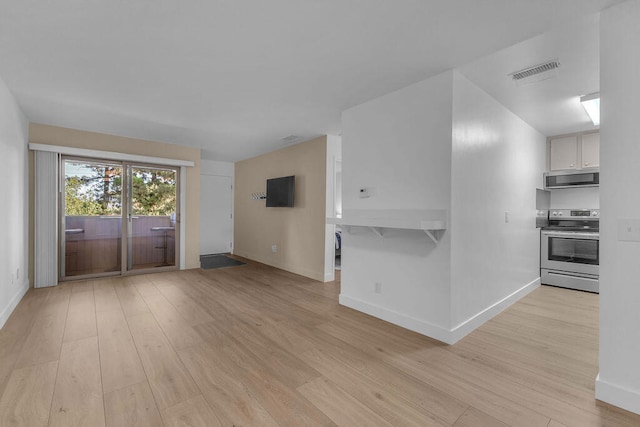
0 0 622 161
459 12 601 137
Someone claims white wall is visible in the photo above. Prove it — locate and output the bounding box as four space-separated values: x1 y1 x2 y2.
200 159 234 255
0 76 29 329
549 187 599 209
450 71 545 332
200 159 233 177
340 71 454 339
340 69 546 344
596 0 640 415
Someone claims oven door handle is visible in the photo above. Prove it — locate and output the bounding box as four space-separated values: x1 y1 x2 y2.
542 231 599 239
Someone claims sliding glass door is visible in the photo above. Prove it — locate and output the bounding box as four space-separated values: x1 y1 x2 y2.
126 165 178 270
61 157 179 280
62 159 123 278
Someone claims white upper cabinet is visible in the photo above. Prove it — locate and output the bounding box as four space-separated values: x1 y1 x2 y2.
549 136 578 171
580 132 600 169
548 131 599 171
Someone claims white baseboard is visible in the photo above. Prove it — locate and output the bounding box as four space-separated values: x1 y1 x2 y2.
0 281 29 330
596 374 640 415
338 294 453 343
339 277 540 345
450 277 540 343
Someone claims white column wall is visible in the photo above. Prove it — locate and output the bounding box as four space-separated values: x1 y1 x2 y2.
340 71 454 339
340 68 548 344
596 0 640 415
450 71 546 336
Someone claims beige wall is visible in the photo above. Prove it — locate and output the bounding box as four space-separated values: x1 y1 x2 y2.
234 136 327 281
28 124 201 285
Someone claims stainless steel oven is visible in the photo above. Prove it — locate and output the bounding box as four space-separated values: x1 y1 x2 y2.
540 209 599 293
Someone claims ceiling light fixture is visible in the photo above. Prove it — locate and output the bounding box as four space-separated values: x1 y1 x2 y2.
580 92 600 126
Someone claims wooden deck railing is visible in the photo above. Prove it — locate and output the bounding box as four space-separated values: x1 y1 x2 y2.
64 215 175 276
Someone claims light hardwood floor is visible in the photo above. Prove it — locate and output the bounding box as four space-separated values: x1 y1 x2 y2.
0 258 639 426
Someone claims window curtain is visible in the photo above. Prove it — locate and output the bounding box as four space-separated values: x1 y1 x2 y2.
34 150 58 287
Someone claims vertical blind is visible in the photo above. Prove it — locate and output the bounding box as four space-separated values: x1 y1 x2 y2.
34 150 58 288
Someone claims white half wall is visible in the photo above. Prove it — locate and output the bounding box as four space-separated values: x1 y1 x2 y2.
200 159 234 255
450 71 546 327
0 75 29 329
340 71 454 332
597 0 640 415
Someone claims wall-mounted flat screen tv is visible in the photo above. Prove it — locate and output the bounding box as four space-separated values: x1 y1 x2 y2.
266 175 295 207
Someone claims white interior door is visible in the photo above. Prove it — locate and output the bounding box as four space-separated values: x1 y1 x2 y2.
200 175 233 255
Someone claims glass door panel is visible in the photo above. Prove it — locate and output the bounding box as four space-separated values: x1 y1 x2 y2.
548 237 599 265
62 159 123 278
126 165 178 271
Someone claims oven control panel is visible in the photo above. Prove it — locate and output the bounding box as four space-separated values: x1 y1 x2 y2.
550 209 599 218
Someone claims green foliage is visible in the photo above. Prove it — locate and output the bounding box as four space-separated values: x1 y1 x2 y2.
65 165 176 217
131 169 176 216
65 176 105 215
64 165 122 216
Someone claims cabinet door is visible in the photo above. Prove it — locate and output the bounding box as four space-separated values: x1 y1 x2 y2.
549 136 578 171
581 132 600 169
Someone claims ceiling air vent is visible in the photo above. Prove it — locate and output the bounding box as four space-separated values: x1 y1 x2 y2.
282 135 299 144
510 59 560 85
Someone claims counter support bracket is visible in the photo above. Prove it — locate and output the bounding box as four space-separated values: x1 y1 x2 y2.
368 227 384 238
423 229 441 244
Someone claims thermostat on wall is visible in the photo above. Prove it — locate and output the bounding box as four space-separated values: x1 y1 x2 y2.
359 187 370 198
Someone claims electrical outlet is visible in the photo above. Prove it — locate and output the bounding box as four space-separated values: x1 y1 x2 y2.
359 187 370 198
617 219 640 242
271 244 278 253
374 282 382 294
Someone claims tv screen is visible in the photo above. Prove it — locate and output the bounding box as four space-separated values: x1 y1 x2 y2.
266 175 295 207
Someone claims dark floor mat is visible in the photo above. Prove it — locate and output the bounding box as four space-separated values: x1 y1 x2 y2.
200 254 246 269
